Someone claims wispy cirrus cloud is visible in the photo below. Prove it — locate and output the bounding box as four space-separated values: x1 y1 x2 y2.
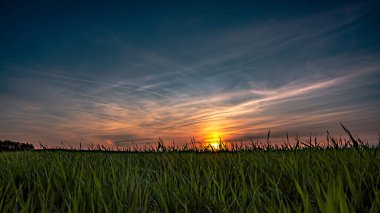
0 1 379 146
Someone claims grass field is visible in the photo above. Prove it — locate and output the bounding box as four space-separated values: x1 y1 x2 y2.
0 148 379 212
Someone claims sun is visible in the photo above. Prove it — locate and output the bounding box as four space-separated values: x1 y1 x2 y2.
204 131 226 151
201 124 229 151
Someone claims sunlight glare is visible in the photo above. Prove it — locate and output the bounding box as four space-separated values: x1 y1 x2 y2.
205 131 226 151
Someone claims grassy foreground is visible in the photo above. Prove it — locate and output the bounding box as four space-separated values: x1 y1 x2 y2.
0 150 379 212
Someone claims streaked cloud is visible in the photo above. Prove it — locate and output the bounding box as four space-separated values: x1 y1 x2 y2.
0 1 379 146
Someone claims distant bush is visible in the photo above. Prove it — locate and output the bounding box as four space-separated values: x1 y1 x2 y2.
0 140 34 151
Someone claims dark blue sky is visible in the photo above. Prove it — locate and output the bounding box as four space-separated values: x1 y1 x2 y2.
1 0 380 146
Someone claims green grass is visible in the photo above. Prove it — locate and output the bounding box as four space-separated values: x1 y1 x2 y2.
0 149 379 212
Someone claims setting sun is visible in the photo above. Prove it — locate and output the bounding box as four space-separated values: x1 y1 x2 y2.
204 131 227 151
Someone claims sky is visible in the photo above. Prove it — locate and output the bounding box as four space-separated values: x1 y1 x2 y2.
1 0 380 147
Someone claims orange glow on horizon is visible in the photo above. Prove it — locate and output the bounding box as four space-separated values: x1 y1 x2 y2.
202 124 228 150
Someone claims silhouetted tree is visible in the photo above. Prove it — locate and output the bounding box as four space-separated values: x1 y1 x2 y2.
0 140 34 151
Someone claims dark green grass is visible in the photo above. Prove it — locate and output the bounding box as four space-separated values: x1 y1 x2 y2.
0 149 379 212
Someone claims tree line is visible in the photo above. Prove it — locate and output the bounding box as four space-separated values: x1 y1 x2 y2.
0 140 34 151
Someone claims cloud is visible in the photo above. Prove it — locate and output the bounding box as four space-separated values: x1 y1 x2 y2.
0 2 379 146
